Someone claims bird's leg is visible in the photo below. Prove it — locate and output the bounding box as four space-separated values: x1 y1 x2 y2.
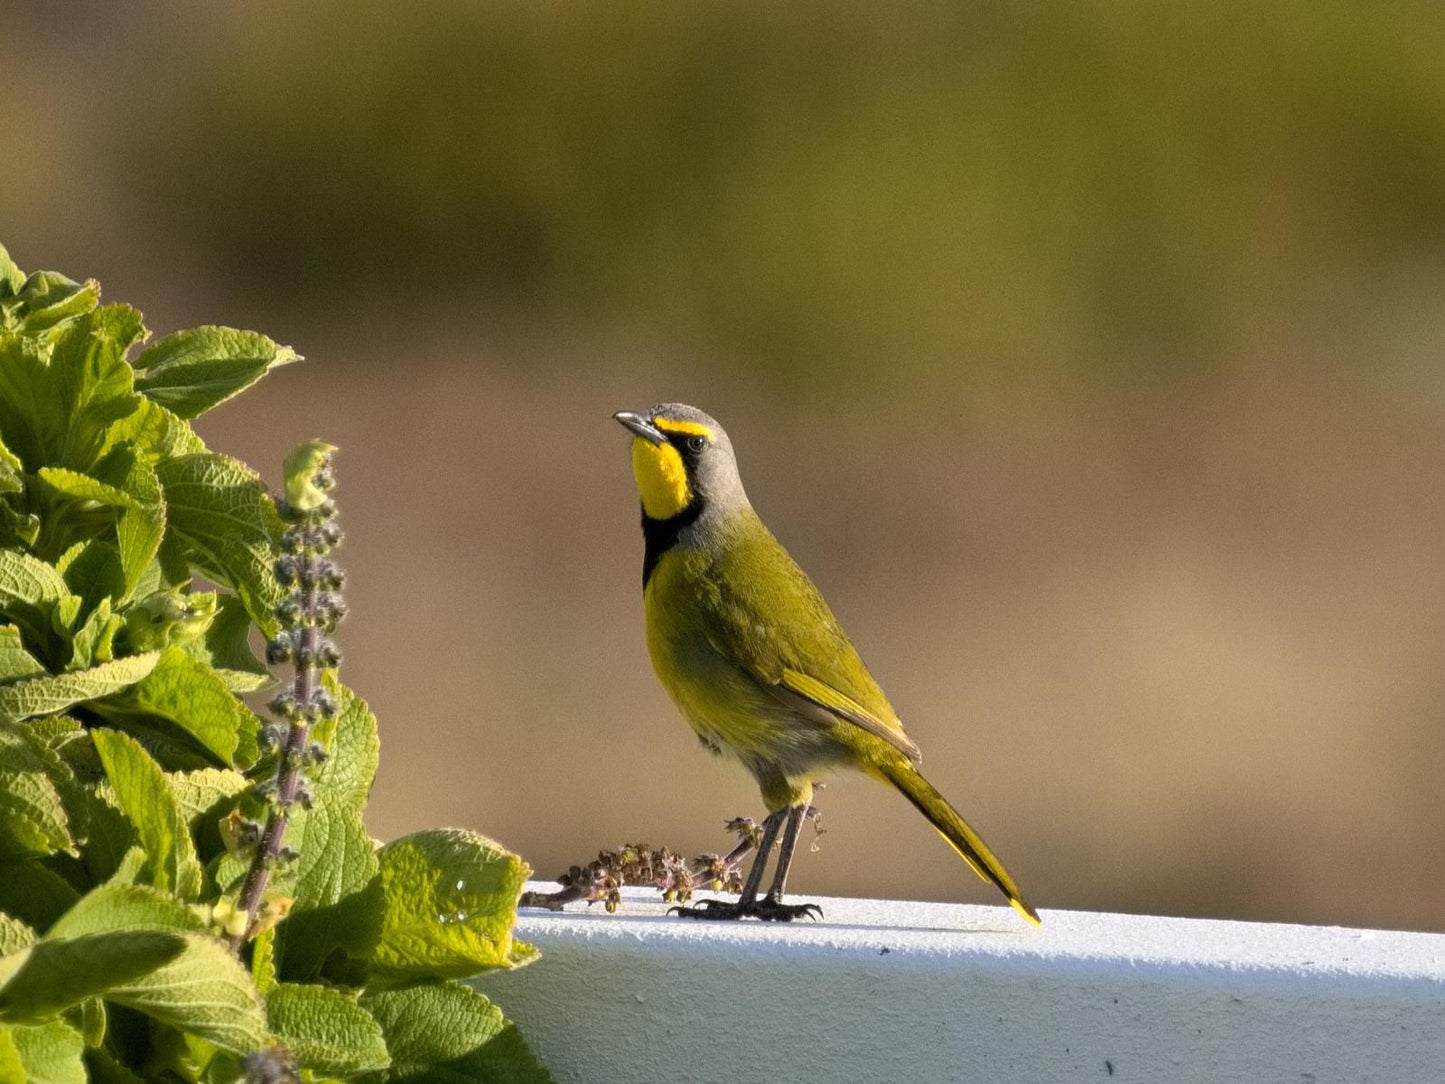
671 810 789 920
752 802 822 921
671 806 820 921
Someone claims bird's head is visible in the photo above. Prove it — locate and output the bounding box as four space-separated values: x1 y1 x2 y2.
613 403 745 522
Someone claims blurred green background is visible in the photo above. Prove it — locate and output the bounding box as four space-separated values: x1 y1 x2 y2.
4 1 1444 930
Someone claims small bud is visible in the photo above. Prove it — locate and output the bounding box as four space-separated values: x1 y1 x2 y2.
241 1046 300 1084
274 555 300 585
275 597 305 628
224 908 251 939
304 741 328 764
310 687 338 718
321 522 343 546
266 633 295 665
316 640 342 668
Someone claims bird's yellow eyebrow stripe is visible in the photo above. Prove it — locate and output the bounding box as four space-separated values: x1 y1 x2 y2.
653 418 714 439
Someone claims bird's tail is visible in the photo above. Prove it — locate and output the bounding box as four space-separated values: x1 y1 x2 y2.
876 758 1041 927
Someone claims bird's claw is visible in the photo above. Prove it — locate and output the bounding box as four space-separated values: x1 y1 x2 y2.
668 896 823 922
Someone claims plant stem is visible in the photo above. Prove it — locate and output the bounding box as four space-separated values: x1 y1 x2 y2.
226 604 319 952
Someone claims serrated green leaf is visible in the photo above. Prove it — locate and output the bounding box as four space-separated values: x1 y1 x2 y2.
265 983 389 1075
313 676 378 810
0 550 77 652
48 883 204 940
275 800 382 981
68 599 119 670
4 1018 85 1084
165 767 248 861
282 440 335 513
119 588 216 654
0 861 80 932
157 453 283 635
0 628 44 684
0 244 24 297
182 594 270 693
165 768 249 833
361 983 552 1084
0 722 72 859
91 647 254 768
90 729 201 897
99 398 205 466
4 551 76 605
99 932 267 1055
35 468 135 512
57 542 125 619
133 327 299 420
40 886 262 1051
371 830 532 981
105 450 165 601
0 653 160 725
250 928 277 994
0 916 36 958
75 790 137 887
48 305 145 472
4 270 98 333
0 931 186 1024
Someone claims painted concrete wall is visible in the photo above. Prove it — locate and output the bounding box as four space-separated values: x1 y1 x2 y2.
478 886 1445 1084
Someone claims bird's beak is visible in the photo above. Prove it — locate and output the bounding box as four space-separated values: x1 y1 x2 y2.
613 410 667 445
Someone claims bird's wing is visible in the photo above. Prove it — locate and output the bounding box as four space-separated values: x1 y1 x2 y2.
700 516 922 765
776 667 921 764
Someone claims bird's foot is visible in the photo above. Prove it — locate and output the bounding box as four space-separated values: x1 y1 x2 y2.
669 895 822 922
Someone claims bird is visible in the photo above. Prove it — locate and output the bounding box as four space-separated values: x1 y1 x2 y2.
613 402 1039 925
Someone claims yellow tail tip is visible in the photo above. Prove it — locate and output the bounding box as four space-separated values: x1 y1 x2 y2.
1011 897 1042 928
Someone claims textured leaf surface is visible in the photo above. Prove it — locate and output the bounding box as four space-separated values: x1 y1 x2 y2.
109 451 165 600
0 628 44 685
90 729 201 897
276 801 382 980
156 454 283 633
0 931 185 1023
0 654 159 725
265 982 389 1075
92 647 252 768
133 327 298 420
0 550 76 650
0 916 36 958
46 305 146 472
47 883 204 940
282 440 335 512
372 830 532 980
4 1018 85 1084
100 398 205 465
0 723 72 859
313 676 379 810
47 884 262 1051
100 933 267 1054
183 594 271 693
57 542 125 617
165 768 249 835
361 983 552 1084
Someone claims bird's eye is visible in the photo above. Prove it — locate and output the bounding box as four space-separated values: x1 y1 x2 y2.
686 436 706 454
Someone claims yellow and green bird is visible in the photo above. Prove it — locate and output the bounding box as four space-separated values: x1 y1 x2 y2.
614 403 1039 924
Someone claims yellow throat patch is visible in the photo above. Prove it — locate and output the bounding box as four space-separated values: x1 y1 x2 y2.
631 437 691 519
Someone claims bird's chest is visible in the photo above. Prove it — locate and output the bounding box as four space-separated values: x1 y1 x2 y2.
642 549 779 760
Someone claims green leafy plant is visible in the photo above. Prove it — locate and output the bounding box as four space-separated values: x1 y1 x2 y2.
0 243 550 1083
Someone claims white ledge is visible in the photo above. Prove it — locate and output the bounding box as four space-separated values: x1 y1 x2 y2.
477 884 1445 1083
